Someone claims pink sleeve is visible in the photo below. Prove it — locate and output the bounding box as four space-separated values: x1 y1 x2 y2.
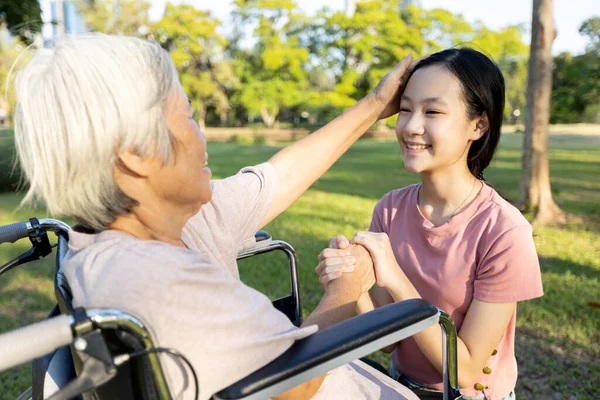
369 199 385 233
474 225 543 303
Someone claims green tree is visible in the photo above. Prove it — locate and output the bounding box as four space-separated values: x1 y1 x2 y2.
306 2 528 127
579 16 600 55
401 5 473 53
551 17 600 123
551 51 600 123
75 0 151 35
470 24 530 122
0 0 42 44
302 1 424 126
0 32 28 124
231 0 309 127
153 2 234 129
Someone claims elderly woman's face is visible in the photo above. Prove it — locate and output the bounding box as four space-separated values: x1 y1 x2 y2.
158 83 212 210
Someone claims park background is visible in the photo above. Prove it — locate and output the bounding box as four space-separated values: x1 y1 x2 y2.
0 0 599 398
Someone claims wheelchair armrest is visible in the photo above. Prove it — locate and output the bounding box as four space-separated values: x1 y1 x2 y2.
254 230 271 243
214 299 439 400
237 231 273 257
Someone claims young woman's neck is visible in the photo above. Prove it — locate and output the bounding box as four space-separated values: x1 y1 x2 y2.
418 163 481 225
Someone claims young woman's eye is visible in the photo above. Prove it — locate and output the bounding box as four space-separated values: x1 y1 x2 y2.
399 108 411 113
426 110 441 115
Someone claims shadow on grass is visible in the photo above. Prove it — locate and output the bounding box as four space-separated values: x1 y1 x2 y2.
518 255 599 349
515 326 599 399
487 150 600 225
539 256 600 281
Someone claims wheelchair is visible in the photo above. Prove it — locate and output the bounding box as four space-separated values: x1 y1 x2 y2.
0 217 462 400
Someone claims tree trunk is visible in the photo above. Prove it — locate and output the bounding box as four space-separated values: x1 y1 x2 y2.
197 105 207 131
260 106 277 128
55 0 66 39
519 0 564 226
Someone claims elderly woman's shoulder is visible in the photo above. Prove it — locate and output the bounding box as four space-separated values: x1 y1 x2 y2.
65 229 274 333
66 229 230 293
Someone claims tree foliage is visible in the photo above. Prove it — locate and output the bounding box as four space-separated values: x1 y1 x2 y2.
551 17 600 123
231 0 310 127
3 1 597 128
551 51 600 123
75 0 151 35
0 0 42 44
153 2 234 129
0 34 28 122
579 16 600 55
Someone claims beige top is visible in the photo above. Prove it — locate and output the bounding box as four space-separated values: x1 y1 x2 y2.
64 163 418 400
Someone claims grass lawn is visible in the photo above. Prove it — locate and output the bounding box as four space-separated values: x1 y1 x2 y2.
1 133 599 399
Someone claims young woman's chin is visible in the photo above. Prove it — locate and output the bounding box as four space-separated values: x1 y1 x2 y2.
403 160 427 174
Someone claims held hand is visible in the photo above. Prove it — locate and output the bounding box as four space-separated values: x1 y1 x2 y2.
315 246 355 290
351 231 401 288
315 235 351 290
315 239 375 293
370 53 415 120
329 235 350 250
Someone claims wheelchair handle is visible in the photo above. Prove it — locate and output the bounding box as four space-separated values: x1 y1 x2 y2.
0 218 70 245
0 314 74 372
0 221 29 244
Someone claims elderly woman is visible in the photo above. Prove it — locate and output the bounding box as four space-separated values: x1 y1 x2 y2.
14 35 417 400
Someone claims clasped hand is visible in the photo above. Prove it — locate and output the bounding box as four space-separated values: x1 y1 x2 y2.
315 232 400 293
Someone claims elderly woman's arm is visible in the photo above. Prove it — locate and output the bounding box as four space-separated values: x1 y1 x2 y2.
274 244 375 400
261 55 413 226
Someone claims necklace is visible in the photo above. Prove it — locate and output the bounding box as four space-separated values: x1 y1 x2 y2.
449 178 479 220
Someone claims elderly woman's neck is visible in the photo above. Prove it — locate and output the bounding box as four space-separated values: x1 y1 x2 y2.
109 209 192 248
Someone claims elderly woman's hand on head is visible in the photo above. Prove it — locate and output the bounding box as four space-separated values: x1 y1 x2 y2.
370 53 414 120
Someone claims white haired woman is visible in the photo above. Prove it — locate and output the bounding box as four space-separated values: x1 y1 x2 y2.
13 34 417 400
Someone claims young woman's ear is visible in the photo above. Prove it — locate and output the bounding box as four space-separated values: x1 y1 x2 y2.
472 112 489 140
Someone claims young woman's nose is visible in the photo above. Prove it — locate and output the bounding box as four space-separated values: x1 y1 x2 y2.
397 113 425 137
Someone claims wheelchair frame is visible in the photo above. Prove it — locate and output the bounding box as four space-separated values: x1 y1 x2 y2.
0 218 462 400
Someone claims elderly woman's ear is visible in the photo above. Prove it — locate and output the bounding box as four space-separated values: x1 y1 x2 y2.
116 150 154 178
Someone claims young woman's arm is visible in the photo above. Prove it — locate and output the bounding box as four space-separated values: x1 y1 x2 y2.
351 231 517 389
355 287 397 353
387 288 515 388
355 287 394 315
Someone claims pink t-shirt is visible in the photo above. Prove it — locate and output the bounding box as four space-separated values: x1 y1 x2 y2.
370 183 543 400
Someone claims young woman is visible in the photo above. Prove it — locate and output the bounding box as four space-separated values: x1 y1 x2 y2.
316 48 543 400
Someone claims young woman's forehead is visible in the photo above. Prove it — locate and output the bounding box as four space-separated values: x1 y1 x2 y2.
404 66 462 101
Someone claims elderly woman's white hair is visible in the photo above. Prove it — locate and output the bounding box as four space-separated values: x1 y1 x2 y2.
13 34 178 231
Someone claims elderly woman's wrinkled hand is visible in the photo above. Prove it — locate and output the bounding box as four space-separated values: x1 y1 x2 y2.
351 231 402 289
370 53 414 120
315 238 375 294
